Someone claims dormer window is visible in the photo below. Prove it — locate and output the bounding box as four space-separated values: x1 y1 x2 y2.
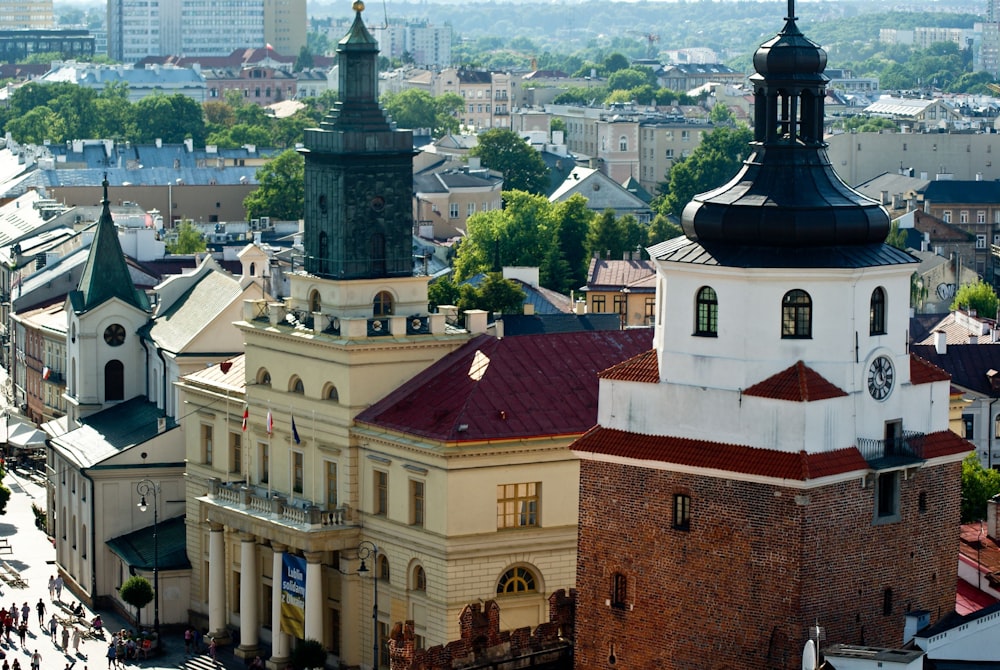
870 287 886 336
781 290 812 339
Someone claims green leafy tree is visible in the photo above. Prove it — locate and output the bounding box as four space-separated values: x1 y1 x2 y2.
607 67 655 92
5 106 66 144
294 46 314 72
119 576 154 628
659 125 753 218
428 275 461 312
433 93 464 137
476 272 527 314
586 210 625 260
961 452 1000 522
647 213 683 246
471 129 550 195
133 94 206 144
950 280 999 319
886 220 907 250
382 89 437 132
290 639 326 670
167 220 208 254
244 149 305 221
603 52 630 74
552 194 594 293
709 103 735 126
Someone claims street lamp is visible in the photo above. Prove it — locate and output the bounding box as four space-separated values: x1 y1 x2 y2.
135 479 160 641
619 287 631 330
356 541 379 670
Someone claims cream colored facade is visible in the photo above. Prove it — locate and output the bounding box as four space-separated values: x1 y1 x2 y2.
181 275 583 666
434 69 512 132
264 0 306 58
637 120 710 195
0 1 53 29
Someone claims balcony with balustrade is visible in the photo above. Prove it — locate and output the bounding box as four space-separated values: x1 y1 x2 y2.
856 431 926 470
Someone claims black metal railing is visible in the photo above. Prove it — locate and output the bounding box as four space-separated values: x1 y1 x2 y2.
856 431 926 468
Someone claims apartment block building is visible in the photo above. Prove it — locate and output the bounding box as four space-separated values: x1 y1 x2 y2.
0 0 53 30
372 22 451 69
433 68 512 132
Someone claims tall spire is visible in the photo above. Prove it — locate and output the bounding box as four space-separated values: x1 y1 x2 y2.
680 3 889 248
70 175 150 314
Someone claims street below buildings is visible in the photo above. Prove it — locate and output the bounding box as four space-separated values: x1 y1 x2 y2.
0 464 247 670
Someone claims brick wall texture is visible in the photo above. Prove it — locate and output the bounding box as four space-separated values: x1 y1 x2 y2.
574 458 961 670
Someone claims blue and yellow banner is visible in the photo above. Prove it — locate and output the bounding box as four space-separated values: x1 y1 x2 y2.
280 553 306 637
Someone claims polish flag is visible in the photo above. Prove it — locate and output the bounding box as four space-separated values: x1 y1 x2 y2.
242 404 249 432
266 409 273 436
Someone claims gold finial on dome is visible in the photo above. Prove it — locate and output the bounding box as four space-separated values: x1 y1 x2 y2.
353 0 365 12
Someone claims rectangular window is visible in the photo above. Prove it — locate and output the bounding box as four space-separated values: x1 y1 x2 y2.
410 480 425 527
374 470 388 516
681 130 689 141
963 413 975 439
961 210 969 224
449 203 459 219
259 442 269 483
229 432 242 474
611 573 627 609
591 295 606 313
977 234 987 250
943 210 952 223
497 482 539 529
201 424 213 465
978 210 987 224
673 494 691 530
467 202 475 217
613 294 625 315
293 451 304 493
876 472 899 520
326 461 338 508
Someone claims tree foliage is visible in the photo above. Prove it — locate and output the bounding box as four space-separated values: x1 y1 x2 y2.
657 125 753 218
962 452 1000 523
886 220 907 250
167 220 208 254
244 149 305 221
119 576 154 627
950 280 999 319
291 638 327 670
471 129 550 195
381 90 463 138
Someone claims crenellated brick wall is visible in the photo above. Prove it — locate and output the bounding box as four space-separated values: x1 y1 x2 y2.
388 590 575 670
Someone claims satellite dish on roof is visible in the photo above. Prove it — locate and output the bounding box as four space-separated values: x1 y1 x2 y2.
802 639 816 670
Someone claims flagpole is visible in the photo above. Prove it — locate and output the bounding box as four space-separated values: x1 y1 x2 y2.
267 402 272 498
312 410 317 508
289 403 294 505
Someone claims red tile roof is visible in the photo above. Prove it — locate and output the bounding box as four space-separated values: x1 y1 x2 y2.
600 349 659 383
910 353 951 385
572 427 869 480
956 578 998 616
355 330 653 442
910 430 974 460
743 361 848 402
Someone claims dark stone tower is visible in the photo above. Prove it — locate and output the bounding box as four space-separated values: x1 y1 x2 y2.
300 0 415 280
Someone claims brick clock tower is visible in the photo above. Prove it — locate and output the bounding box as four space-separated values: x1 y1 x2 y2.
300 0 414 281
571 3 970 669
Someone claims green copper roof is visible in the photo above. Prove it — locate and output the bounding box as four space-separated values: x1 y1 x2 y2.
70 177 150 314
339 4 377 48
107 515 190 571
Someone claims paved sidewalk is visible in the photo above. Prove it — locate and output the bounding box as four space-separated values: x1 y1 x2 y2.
0 467 250 670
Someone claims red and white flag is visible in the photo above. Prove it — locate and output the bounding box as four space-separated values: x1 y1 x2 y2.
242 404 249 432
41 366 51 380
266 409 273 436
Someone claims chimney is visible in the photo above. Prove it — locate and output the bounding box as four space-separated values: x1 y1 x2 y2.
495 317 504 339
933 329 947 354
523 303 535 315
574 299 587 315
903 610 931 645
989 496 998 539
464 309 488 334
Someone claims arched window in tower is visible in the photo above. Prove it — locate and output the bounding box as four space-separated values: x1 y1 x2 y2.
256 368 271 386
412 565 427 592
870 287 887 336
323 383 339 402
371 233 386 276
619 135 628 152
249 262 256 277
105 360 124 401
289 376 304 394
781 289 812 339
497 566 536 594
373 291 394 317
308 290 321 313
378 554 390 582
695 286 718 336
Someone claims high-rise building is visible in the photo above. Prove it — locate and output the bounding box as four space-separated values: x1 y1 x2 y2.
107 0 304 63
372 22 451 69
0 0 54 30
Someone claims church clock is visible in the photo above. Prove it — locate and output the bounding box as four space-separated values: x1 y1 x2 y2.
867 355 894 400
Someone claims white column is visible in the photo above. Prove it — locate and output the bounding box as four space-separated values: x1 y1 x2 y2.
339 552 363 668
268 543 291 670
304 552 324 643
237 533 259 657
208 523 229 642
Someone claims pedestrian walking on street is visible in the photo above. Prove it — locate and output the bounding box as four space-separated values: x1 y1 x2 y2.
19 603 27 628
60 625 69 650
71 627 81 653
184 627 192 654
208 637 218 664
17 621 26 646
47 577 54 600
47 615 56 642
29 650 39 670
35 600 44 626
106 642 116 669
3 657 9 670
54 576 63 601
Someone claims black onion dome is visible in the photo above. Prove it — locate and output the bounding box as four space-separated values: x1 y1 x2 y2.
681 4 889 248
753 18 826 79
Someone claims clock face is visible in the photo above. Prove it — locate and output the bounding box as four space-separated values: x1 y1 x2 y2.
867 355 894 400
103 323 126 347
